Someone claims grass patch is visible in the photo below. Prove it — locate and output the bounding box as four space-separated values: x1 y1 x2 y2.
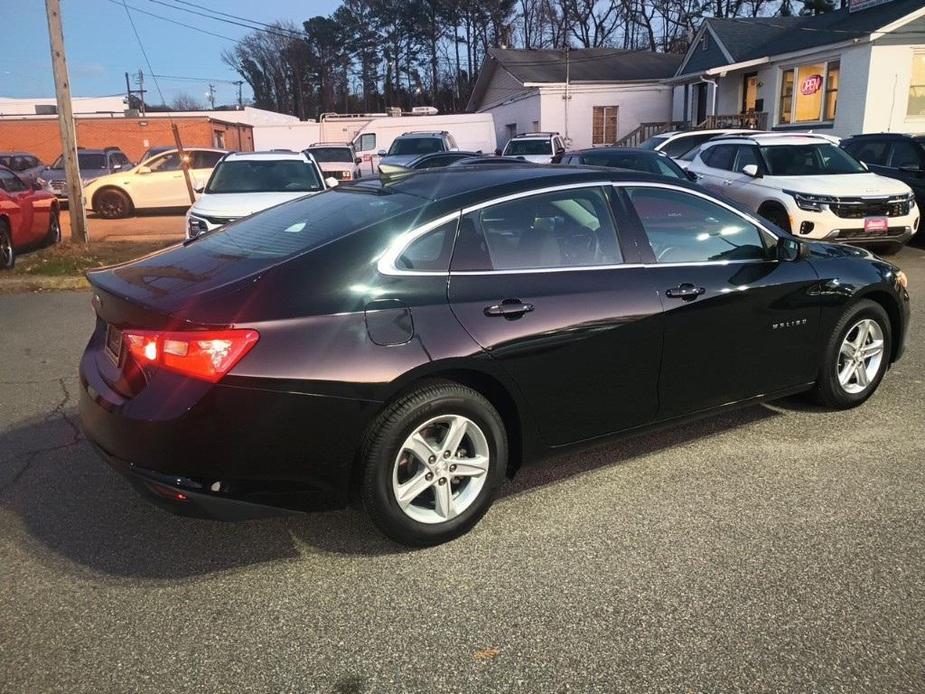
11 241 174 277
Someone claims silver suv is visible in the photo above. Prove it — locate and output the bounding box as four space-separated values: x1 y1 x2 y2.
378 131 458 168
500 132 566 164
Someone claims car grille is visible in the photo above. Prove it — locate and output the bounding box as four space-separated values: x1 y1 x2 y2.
326 170 351 180
834 227 910 241
829 196 910 219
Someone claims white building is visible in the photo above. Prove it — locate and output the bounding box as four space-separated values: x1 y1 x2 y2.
670 0 925 138
0 95 127 116
466 48 683 150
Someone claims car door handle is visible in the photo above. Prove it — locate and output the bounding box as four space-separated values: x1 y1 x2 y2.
722 179 733 185
484 299 535 319
665 284 705 300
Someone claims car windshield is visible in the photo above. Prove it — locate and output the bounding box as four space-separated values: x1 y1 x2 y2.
193 188 427 259
504 139 552 156
51 153 106 170
760 144 866 176
388 138 444 156
309 147 353 163
639 135 668 150
580 151 685 179
206 160 324 194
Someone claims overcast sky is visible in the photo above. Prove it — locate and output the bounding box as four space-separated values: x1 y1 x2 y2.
4 0 341 106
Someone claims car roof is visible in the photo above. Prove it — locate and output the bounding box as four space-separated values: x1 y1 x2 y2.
569 147 665 156
843 132 925 140
706 133 833 146
308 142 353 148
350 164 687 205
216 150 296 161
0 151 37 157
395 131 447 139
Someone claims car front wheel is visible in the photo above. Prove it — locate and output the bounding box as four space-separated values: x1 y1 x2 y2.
94 189 133 219
813 299 891 409
44 208 61 246
0 220 14 269
360 381 508 546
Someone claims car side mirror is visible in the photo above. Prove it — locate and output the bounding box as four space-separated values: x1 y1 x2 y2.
325 177 339 188
194 184 205 194
354 157 362 165
777 237 806 262
685 170 699 182
376 150 386 157
494 148 502 156
111 163 122 171
136 165 151 174
742 164 760 178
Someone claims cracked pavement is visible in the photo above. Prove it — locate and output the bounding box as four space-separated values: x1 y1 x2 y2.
1 247 924 693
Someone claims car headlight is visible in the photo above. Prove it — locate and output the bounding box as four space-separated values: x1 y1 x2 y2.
785 190 836 212
187 215 208 237
342 171 352 180
895 270 908 290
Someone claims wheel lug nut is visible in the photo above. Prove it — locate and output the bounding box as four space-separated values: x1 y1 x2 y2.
428 455 436 464
443 450 451 458
438 477 447 485
425 472 433 481
449 464 457 472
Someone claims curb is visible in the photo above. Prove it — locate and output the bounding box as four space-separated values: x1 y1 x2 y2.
0 275 90 294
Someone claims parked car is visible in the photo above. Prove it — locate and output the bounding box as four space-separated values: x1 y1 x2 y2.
38 147 132 200
79 164 910 546
379 153 527 176
0 152 45 186
499 132 566 163
842 133 925 209
139 145 174 163
186 150 331 238
304 142 362 182
397 151 486 170
82 147 226 218
687 133 920 251
0 165 60 269
640 129 758 160
378 131 459 168
560 148 692 181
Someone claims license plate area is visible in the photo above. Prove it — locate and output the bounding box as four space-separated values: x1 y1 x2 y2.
863 216 889 234
104 324 123 365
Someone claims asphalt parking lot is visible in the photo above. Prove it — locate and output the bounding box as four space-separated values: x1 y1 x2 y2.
1 246 923 693
61 210 186 242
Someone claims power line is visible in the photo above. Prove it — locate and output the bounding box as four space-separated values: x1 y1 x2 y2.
152 73 241 85
119 1 170 111
161 0 304 36
143 0 304 41
103 0 238 42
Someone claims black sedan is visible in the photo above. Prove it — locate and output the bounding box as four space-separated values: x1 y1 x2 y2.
561 147 694 181
79 166 910 546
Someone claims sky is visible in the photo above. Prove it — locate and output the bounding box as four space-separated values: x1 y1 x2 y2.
3 0 341 106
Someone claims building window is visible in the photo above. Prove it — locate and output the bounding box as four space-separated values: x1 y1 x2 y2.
592 106 618 145
778 59 839 125
909 52 925 117
213 130 225 148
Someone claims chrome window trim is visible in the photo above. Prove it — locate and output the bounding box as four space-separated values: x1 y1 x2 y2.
377 179 781 277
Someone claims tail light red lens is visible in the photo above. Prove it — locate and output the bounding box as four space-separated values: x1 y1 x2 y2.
123 329 259 383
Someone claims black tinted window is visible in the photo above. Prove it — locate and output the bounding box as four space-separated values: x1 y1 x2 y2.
662 134 712 159
760 144 865 175
890 141 924 168
413 154 462 169
703 144 736 170
734 145 760 171
0 169 27 192
844 139 890 165
627 187 768 264
463 187 622 270
396 220 457 271
193 151 224 168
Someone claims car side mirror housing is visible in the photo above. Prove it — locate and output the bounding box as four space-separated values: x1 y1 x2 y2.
325 177 339 188
136 165 151 174
354 157 362 165
494 148 502 156
193 184 205 194
742 164 760 177
376 150 386 157
685 170 699 182
777 237 807 262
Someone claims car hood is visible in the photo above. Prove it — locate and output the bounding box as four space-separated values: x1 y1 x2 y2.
770 173 912 197
317 162 355 172
190 191 318 219
379 154 424 166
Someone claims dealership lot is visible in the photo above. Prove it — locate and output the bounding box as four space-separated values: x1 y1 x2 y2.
0 246 922 692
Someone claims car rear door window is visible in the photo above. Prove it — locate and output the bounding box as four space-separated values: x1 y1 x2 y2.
734 145 759 172
626 186 769 264
889 141 925 168
0 169 27 192
396 220 457 271
456 187 623 271
702 144 736 170
193 151 224 168
844 139 890 166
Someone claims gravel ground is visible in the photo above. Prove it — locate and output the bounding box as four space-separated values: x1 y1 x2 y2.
1 246 923 693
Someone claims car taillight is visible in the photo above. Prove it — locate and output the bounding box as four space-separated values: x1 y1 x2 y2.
123 329 259 383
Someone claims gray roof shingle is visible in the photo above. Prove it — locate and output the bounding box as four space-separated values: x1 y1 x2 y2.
488 48 683 83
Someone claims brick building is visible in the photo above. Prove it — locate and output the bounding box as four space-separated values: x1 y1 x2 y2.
0 114 254 164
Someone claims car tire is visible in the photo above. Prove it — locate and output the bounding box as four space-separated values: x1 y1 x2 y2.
360 381 508 547
94 188 133 219
759 203 791 233
44 208 61 247
0 220 14 270
812 299 891 409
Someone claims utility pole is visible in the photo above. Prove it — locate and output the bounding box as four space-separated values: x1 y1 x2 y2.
45 0 88 244
171 123 196 205
136 69 146 115
235 80 243 110
563 46 570 146
207 83 216 110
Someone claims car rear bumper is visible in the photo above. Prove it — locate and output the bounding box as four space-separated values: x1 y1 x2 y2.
79 341 382 518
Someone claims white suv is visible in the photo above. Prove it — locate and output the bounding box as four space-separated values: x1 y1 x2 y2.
640 129 758 161
688 133 919 249
185 150 332 238
500 132 566 164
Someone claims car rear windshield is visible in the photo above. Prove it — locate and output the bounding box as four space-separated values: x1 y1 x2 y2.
760 144 866 176
192 188 426 259
639 135 668 150
308 147 353 163
51 153 106 169
580 151 684 179
388 138 444 156
206 160 323 194
504 139 552 156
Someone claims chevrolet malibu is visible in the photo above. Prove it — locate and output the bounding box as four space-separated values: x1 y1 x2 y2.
79 166 910 546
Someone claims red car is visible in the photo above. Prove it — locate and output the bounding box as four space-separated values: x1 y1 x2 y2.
0 165 60 269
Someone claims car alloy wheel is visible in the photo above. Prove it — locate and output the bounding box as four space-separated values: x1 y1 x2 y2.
46 211 61 246
391 414 490 524
0 223 14 270
836 318 884 395
97 190 130 219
